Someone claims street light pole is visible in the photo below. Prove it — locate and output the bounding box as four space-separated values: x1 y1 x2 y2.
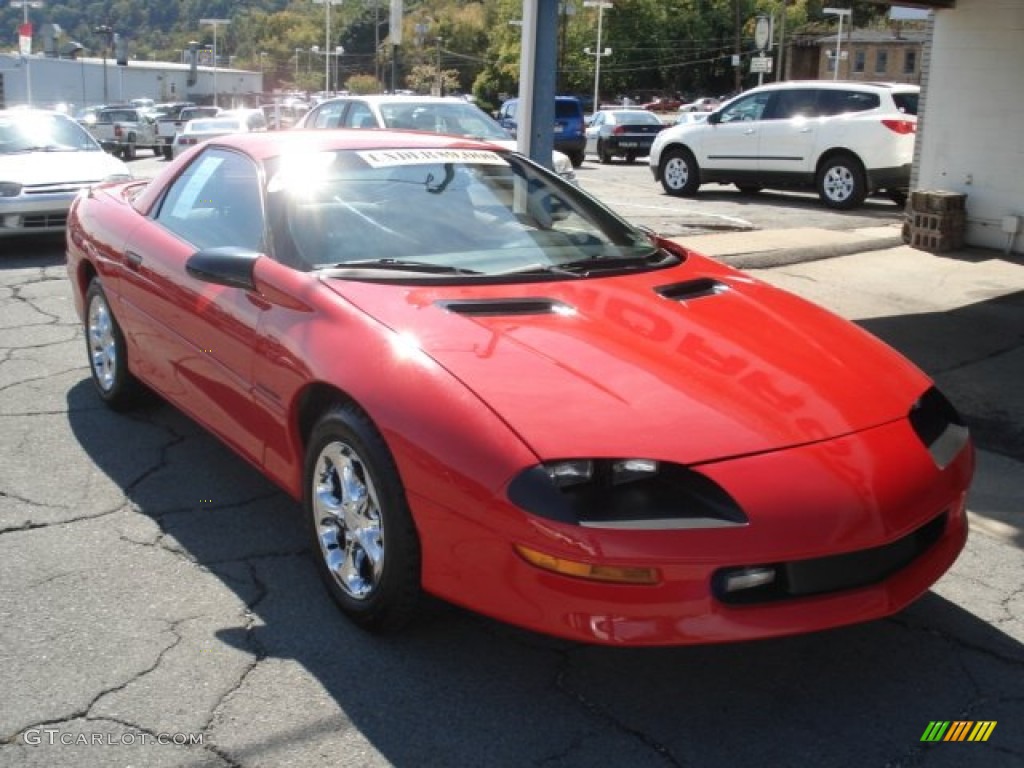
313 0 343 95
94 24 112 105
11 0 43 107
583 0 612 111
823 7 851 81
200 18 230 107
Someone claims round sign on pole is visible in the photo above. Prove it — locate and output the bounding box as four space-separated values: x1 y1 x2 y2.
754 16 770 51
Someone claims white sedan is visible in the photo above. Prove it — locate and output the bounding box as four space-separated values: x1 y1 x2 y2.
0 109 131 237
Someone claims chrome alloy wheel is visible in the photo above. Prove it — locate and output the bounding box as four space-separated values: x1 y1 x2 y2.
87 292 117 392
821 164 855 204
313 440 385 601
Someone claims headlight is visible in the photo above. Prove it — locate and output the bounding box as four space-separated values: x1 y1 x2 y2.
909 386 970 469
0 182 23 197
509 459 747 530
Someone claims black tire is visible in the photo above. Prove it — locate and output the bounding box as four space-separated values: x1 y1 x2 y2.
84 278 142 411
568 150 584 168
888 189 908 208
598 140 612 164
162 145 172 160
817 153 867 210
304 403 422 632
625 152 637 164
122 138 136 161
659 147 700 197
736 184 762 195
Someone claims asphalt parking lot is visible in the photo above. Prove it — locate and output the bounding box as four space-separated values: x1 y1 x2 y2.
0 166 1021 766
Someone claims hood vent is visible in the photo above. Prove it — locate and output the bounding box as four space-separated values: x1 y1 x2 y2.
437 298 573 317
655 278 728 303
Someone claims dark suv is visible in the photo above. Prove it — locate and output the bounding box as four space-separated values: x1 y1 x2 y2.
497 95 586 167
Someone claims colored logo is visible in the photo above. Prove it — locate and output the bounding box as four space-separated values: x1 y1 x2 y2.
921 721 996 742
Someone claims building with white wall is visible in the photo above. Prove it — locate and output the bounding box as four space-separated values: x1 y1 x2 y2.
0 53 263 111
897 0 1024 253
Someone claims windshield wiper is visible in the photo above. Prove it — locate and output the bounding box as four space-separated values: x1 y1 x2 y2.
511 249 676 278
327 258 483 275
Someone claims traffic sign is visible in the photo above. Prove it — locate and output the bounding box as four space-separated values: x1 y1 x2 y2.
750 55 773 73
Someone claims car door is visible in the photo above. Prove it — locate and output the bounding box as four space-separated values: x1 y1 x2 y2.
117 147 270 463
756 88 822 180
698 90 773 175
585 112 605 154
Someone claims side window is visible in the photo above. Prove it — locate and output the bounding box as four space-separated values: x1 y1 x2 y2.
155 148 264 253
853 49 866 73
343 102 375 128
904 50 917 75
719 91 772 123
312 102 345 129
819 90 881 116
768 89 819 119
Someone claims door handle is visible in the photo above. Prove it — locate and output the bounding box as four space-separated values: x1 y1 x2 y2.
124 250 143 270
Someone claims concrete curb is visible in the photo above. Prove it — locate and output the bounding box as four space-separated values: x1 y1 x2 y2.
721 234 905 269
668 226 906 270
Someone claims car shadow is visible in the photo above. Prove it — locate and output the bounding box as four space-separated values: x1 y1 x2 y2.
63 379 1023 765
0 234 66 265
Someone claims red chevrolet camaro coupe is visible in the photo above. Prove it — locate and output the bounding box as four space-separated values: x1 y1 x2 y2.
66 130 974 646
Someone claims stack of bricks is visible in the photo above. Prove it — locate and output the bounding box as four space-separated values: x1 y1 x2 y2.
902 190 967 252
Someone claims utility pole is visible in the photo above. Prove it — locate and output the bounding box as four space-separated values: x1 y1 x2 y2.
200 18 230 107
12 1 43 106
583 1 612 111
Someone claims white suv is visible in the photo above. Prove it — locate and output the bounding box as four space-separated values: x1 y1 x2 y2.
649 81 919 209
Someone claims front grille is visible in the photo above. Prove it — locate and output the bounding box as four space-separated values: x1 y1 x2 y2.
714 510 948 605
21 212 69 229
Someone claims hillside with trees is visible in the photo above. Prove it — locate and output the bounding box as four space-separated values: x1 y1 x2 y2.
5 0 891 108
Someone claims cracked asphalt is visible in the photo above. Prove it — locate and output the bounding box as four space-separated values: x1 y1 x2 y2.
1 234 1021 768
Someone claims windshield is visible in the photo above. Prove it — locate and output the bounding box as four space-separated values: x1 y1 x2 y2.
267 147 666 280
377 102 512 141
0 112 101 154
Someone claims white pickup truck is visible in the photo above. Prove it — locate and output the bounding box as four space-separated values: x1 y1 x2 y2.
155 105 220 159
89 106 161 160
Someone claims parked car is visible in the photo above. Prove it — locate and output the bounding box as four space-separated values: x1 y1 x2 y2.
0 109 131 237
66 128 972 646
674 111 710 126
585 108 666 163
171 114 265 159
640 97 683 111
156 105 219 159
295 94 577 184
496 95 586 168
650 81 919 209
678 97 721 113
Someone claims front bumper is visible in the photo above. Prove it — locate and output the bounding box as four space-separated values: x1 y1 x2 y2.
0 193 78 236
413 419 974 646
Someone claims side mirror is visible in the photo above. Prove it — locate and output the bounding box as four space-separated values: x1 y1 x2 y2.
186 247 260 291
707 112 721 125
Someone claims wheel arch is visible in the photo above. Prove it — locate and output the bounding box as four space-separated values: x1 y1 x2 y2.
656 141 697 182
815 147 866 182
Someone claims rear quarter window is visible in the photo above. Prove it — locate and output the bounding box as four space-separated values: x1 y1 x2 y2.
891 92 919 116
818 90 881 116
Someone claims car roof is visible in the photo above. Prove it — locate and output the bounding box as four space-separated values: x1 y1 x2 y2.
198 128 505 163
751 80 920 92
317 95 474 107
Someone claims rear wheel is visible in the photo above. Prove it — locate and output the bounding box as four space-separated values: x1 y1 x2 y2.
625 152 637 164
122 137 136 161
817 153 867 209
84 278 142 411
598 140 612 164
660 147 700 197
568 150 585 168
305 403 422 632
162 145 172 160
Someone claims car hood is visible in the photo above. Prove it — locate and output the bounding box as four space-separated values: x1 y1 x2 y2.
0 150 129 185
324 259 929 463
